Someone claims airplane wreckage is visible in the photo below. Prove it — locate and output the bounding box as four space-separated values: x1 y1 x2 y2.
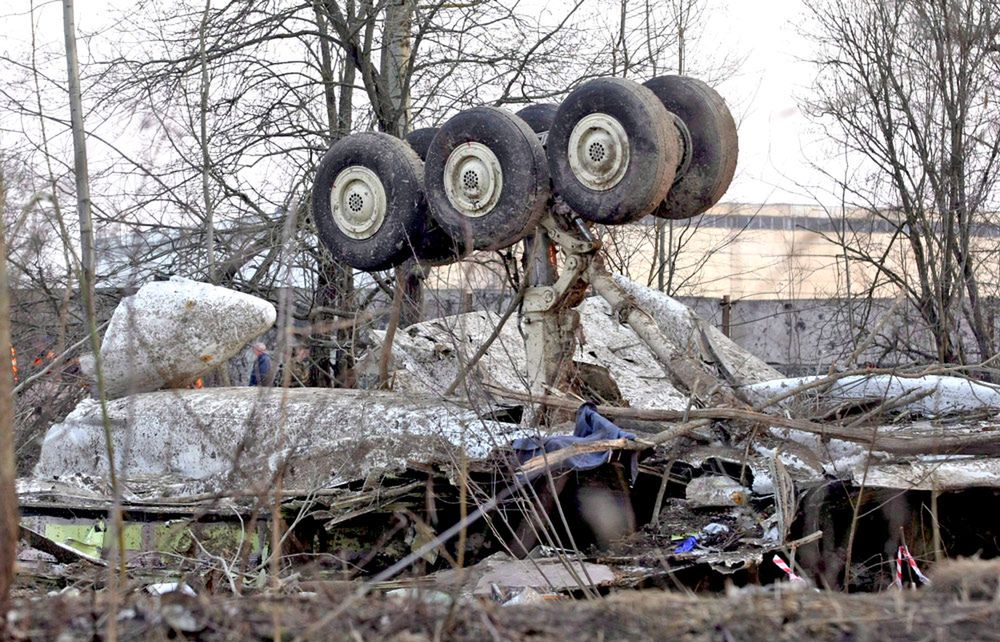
11 74 1000 639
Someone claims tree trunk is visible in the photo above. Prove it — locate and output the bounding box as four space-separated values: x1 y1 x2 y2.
379 0 422 327
398 259 424 328
378 0 413 137
64 1 95 293
313 0 339 146
63 0 126 582
199 0 215 283
0 170 17 630
309 2 357 388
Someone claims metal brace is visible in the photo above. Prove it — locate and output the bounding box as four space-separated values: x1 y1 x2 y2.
521 208 601 410
540 203 600 257
522 210 599 315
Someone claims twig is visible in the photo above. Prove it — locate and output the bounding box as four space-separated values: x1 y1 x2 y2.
785 530 823 549
842 387 934 429
844 417 881 589
651 461 672 521
191 529 241 595
842 292 906 370
295 476 519 641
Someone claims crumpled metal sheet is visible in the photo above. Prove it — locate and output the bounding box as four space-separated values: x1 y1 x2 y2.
32 388 535 494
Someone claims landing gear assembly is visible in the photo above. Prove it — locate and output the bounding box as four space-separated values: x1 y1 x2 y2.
310 74 739 410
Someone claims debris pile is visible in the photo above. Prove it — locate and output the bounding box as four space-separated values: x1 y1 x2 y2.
33 388 533 491
15 273 1000 612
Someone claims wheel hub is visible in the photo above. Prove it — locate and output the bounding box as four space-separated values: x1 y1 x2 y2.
330 166 387 240
443 142 503 217
567 113 630 191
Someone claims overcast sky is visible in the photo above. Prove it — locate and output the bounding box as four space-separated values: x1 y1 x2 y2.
1 0 835 206
704 0 831 205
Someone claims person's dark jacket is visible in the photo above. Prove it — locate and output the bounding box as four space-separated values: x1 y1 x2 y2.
249 352 272 386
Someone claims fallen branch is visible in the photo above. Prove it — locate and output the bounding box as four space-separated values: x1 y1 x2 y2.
751 363 1000 412
486 384 1000 456
516 438 638 478
514 417 712 477
842 387 934 429
785 530 823 550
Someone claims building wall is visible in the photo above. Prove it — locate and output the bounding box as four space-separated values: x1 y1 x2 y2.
422 202 1000 371
426 201 1000 301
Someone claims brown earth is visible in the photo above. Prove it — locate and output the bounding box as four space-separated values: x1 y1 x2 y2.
6 559 999 641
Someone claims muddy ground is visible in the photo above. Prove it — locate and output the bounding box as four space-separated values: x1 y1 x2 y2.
7 558 1000 641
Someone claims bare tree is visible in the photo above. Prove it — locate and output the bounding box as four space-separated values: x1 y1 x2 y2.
805 0 1000 365
0 0 743 411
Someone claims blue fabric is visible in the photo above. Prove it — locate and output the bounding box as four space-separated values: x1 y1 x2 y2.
511 403 638 483
674 536 698 554
249 353 272 386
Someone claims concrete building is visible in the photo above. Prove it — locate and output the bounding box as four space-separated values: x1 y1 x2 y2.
424 202 1000 373
428 201 1000 301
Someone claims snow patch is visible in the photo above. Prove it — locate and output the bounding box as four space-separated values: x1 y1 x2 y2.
860 457 1000 490
744 374 1000 418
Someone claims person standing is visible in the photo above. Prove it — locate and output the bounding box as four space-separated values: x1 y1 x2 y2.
249 342 272 386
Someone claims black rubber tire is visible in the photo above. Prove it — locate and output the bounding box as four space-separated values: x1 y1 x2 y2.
424 106 550 252
405 127 439 161
515 104 559 134
412 223 461 264
409 218 462 265
399 126 462 264
311 132 426 272
411 215 462 265
547 78 679 225
643 75 738 220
